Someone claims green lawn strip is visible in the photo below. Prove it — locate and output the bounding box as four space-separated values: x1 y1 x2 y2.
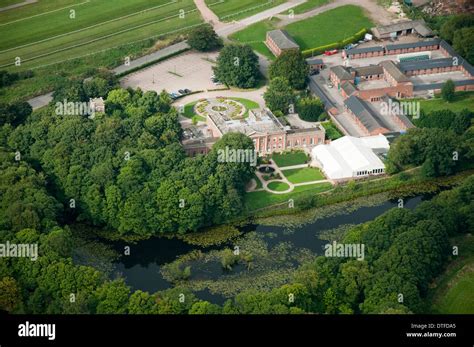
281 167 325 184
267 181 291 192
284 5 373 50
285 0 331 15
228 18 279 59
205 0 285 22
0 0 194 50
321 120 343 140
414 92 474 114
429 235 474 314
0 0 201 69
249 168 473 217
244 182 333 210
272 151 309 167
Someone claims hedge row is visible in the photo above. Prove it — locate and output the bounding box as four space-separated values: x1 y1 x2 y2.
302 28 369 58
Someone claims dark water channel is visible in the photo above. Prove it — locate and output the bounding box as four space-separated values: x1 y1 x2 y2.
111 195 430 304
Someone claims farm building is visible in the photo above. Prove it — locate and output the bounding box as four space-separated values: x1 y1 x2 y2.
343 46 384 60
385 39 440 55
312 135 389 180
329 65 353 86
306 57 324 74
344 95 390 136
372 20 433 39
265 30 299 57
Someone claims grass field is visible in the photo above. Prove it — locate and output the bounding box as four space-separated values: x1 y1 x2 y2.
284 5 373 50
417 92 474 114
267 181 291 192
244 182 333 210
229 17 279 59
205 0 285 22
272 151 309 167
430 235 474 314
282 167 325 183
230 5 373 57
0 0 202 70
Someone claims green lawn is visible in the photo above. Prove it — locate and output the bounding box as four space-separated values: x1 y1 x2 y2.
182 101 206 121
433 271 474 313
228 18 280 59
417 92 474 114
272 151 309 167
285 0 331 15
0 0 201 70
430 235 474 314
284 5 373 50
205 0 285 22
322 120 343 140
229 5 372 57
282 167 325 183
267 181 291 192
244 182 333 210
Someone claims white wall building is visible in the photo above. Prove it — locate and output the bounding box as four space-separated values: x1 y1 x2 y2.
312 135 389 180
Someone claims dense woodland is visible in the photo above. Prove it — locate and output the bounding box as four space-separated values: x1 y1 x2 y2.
1 84 254 237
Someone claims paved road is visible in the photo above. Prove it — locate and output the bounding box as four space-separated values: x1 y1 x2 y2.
28 92 53 110
0 0 37 12
215 0 306 38
112 41 191 75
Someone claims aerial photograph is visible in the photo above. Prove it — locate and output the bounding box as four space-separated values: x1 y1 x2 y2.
0 0 473 345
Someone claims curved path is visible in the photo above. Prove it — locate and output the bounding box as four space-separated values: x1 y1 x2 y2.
252 160 332 194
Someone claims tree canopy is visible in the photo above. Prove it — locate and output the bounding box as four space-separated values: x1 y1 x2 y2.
187 24 223 52
268 50 308 90
213 44 260 88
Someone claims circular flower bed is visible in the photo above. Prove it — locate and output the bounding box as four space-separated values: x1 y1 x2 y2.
194 98 246 120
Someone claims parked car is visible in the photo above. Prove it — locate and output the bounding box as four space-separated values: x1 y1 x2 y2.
324 49 338 56
184 89 191 94
178 89 186 94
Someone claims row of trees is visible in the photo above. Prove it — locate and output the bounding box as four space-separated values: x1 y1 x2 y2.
0 70 34 89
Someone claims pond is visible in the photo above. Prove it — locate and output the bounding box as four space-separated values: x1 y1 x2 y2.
107 194 431 304
258 166 275 173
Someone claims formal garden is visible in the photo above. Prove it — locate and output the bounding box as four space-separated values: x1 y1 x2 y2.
183 97 260 123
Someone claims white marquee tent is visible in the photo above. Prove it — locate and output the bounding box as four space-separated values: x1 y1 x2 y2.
312 135 389 180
